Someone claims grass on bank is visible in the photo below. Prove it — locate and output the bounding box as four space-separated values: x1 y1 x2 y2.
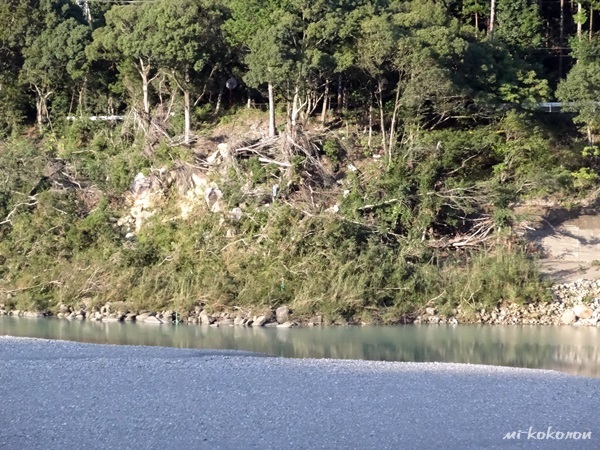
0 110 589 322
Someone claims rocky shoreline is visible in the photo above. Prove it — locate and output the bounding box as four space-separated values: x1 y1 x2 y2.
2 279 600 327
416 279 600 326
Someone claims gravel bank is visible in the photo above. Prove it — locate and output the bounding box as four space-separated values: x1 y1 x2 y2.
1 337 599 449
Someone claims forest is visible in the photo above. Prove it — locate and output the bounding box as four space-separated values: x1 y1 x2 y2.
0 0 599 323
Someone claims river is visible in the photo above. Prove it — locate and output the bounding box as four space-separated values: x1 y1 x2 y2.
1 317 598 376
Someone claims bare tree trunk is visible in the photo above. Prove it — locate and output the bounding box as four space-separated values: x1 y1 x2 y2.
268 82 276 138
79 0 92 23
376 79 387 155
184 89 191 145
388 79 403 166
343 85 348 112
77 76 88 116
560 0 565 77
590 5 594 41
34 86 51 132
68 89 76 117
290 84 309 131
291 86 300 127
36 98 43 132
368 90 373 149
321 79 329 123
336 75 343 113
475 12 479 31
578 2 583 41
214 86 223 115
139 59 151 117
488 0 496 41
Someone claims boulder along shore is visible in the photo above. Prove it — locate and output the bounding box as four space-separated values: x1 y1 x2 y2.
2 279 600 327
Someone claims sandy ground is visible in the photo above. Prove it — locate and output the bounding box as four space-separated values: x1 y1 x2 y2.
522 209 600 283
1 337 599 449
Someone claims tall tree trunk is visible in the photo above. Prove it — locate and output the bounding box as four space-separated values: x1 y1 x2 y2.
475 12 479 31
183 70 191 145
488 0 496 40
214 86 223 115
388 78 403 167
577 2 583 41
336 75 343 113
559 0 565 77
306 92 312 123
268 82 276 138
77 76 88 116
590 5 594 41
139 58 151 117
376 79 387 155
368 90 373 149
79 0 92 23
36 98 43 132
34 86 51 132
291 85 300 127
321 79 329 123
184 89 191 145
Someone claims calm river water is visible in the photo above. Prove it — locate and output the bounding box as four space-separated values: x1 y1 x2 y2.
1 317 598 376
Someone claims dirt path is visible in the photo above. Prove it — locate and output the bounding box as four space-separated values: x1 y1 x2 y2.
524 209 600 283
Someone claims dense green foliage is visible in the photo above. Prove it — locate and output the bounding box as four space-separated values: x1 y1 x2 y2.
0 0 598 322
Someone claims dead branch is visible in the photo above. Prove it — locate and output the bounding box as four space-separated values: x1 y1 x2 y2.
0 198 38 225
358 198 400 211
258 157 292 167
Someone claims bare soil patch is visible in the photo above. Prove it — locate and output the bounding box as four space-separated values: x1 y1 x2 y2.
518 198 600 283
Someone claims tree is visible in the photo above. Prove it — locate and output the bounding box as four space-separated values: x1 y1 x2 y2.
489 0 496 39
225 0 283 137
495 0 542 52
354 1 472 162
20 10 90 129
462 0 488 32
226 0 369 135
355 9 397 156
146 0 224 144
0 0 33 131
89 4 160 120
557 37 600 144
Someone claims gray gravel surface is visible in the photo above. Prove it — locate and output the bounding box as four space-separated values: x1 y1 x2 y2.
1 336 599 449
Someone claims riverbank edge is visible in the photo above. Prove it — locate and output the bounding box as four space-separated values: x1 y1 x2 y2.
2 278 600 328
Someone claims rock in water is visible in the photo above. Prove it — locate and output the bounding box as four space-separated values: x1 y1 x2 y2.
144 316 163 324
252 316 267 327
199 310 215 325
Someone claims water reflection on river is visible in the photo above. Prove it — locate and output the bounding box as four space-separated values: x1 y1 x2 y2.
1 317 598 377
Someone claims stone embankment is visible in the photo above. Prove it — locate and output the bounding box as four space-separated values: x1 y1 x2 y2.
2 281 600 327
415 279 600 326
0 303 304 328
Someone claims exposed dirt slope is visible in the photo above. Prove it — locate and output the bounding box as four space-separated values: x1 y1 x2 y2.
523 204 600 283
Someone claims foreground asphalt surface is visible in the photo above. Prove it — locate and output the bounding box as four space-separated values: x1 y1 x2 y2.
1 337 599 449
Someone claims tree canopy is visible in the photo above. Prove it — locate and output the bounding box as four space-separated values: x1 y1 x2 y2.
0 0 595 144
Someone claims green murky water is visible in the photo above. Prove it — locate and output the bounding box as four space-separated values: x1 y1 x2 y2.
1 317 598 376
